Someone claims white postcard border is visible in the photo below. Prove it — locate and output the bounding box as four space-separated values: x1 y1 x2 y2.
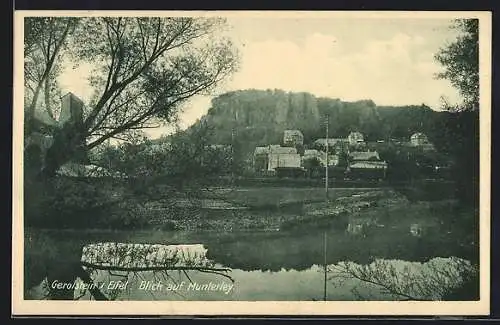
12 10 492 316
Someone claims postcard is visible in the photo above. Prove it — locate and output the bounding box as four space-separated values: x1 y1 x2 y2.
12 10 491 316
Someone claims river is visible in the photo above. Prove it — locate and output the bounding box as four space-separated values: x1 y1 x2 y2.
25 220 477 301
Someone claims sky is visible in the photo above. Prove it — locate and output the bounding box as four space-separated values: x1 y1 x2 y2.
57 15 463 139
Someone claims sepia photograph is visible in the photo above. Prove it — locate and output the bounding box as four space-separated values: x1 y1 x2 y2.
12 10 491 315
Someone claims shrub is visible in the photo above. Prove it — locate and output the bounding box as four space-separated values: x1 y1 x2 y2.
25 176 120 229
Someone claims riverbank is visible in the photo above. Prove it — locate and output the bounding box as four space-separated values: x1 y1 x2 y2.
25 182 475 236
25 188 478 271
25 173 459 231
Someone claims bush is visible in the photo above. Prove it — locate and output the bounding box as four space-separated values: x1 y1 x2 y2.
25 176 120 229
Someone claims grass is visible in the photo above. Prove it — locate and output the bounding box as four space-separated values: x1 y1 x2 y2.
205 187 372 209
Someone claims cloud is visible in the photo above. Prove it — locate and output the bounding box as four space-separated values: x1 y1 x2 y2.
227 31 460 108
55 25 462 139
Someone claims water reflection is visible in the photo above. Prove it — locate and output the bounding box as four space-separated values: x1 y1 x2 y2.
25 219 476 301
30 258 473 301
31 263 376 301
203 226 473 272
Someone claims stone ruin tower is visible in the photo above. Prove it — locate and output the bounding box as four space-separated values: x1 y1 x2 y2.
25 92 85 173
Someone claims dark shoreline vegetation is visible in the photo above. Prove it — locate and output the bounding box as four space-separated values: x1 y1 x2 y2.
24 176 459 231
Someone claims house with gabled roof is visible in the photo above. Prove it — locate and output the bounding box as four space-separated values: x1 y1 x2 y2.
253 145 302 171
283 129 304 147
346 150 387 179
347 131 365 146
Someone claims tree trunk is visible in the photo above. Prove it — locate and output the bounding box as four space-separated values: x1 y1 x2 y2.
43 123 88 177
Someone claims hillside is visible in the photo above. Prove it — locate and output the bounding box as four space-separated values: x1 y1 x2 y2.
188 89 453 158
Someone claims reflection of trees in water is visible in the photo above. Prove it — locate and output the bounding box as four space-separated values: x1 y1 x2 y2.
328 257 478 301
25 239 233 300
25 222 477 300
205 226 474 272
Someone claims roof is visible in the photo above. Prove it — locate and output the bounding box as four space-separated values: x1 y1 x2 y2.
62 92 84 104
411 132 428 139
314 138 345 146
269 146 297 154
284 130 304 137
304 149 321 156
254 146 269 155
255 145 298 155
348 131 364 138
349 161 387 169
349 151 380 161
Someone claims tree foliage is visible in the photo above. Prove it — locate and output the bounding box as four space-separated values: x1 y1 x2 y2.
435 19 479 111
91 122 233 188
434 19 480 207
24 16 239 177
24 18 79 127
72 18 237 147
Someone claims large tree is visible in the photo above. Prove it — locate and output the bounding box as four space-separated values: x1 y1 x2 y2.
24 16 239 177
24 17 79 128
435 19 479 111
433 18 480 207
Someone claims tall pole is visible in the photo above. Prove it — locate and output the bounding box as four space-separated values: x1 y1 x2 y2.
231 127 235 183
325 115 329 202
323 230 328 301
323 115 330 301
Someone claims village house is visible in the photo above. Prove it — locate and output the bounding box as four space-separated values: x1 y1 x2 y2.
349 151 381 162
253 145 302 171
346 150 388 179
410 132 435 151
313 138 347 154
268 145 301 170
253 146 270 171
283 129 304 147
410 132 429 146
302 149 339 167
347 131 365 146
325 154 340 166
303 149 321 158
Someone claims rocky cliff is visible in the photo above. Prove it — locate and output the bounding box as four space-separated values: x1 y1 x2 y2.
192 89 442 155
